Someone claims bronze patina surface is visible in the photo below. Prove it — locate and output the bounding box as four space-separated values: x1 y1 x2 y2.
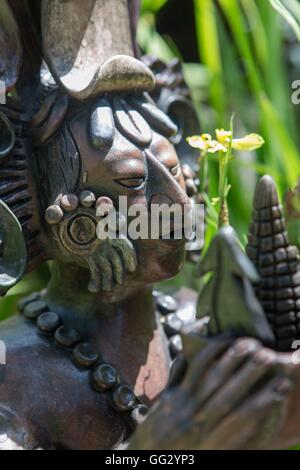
0 0 299 451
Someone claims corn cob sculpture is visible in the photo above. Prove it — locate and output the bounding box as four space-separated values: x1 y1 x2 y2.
246 175 300 351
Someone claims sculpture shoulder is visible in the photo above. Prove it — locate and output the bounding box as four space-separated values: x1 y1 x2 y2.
0 315 129 450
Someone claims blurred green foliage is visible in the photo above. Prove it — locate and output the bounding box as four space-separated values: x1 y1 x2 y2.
0 263 50 322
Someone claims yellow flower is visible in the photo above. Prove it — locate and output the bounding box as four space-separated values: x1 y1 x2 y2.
216 129 265 151
208 142 227 154
187 134 227 154
231 133 265 151
215 129 232 145
188 130 265 155
187 134 212 152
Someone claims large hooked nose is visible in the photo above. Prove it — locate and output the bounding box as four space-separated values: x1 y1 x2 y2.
145 150 191 210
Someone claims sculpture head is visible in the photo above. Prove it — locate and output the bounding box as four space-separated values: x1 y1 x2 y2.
0 0 200 301
29 90 192 301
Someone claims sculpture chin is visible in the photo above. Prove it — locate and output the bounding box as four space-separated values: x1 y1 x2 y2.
137 238 187 283
82 237 187 303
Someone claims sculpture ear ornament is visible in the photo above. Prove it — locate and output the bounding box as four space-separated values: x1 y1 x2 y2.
0 199 27 296
0 111 26 294
45 191 137 294
0 111 15 159
0 102 46 280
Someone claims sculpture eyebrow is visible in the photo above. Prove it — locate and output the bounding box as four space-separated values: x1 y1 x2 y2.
90 94 178 151
90 98 115 150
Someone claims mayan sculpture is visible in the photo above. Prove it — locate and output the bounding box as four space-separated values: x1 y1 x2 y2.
0 0 299 451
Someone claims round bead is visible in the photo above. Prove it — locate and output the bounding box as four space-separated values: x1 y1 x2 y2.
156 295 178 315
37 312 61 335
113 385 136 412
95 197 114 216
130 404 149 428
92 363 118 391
186 179 198 197
45 205 64 225
163 314 183 337
79 190 96 208
55 326 80 348
73 342 99 368
24 300 49 321
60 194 79 212
169 334 183 357
176 305 196 326
182 164 195 180
17 292 40 313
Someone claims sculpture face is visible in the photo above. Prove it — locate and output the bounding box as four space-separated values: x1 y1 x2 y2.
37 95 192 301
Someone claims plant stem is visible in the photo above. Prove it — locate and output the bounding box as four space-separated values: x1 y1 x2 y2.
199 152 209 194
218 154 229 228
218 120 233 228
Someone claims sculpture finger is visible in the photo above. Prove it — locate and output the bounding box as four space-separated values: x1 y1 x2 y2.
96 253 114 292
112 236 137 273
241 375 292 450
195 338 261 406
87 256 102 294
198 376 292 450
109 247 124 286
199 348 284 432
181 337 231 393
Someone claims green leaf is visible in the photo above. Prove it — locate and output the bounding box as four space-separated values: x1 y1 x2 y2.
137 13 176 62
240 0 269 67
268 0 300 42
141 0 168 14
260 95 300 188
194 0 226 121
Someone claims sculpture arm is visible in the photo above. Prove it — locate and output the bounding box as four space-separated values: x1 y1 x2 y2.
128 337 297 450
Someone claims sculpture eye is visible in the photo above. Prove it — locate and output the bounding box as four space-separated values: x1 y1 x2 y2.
170 164 181 177
115 177 146 190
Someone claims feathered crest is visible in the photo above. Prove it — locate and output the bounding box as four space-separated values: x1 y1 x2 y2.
0 0 152 103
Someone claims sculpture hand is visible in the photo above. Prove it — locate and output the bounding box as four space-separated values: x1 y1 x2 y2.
87 235 137 293
46 192 138 294
130 337 294 450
